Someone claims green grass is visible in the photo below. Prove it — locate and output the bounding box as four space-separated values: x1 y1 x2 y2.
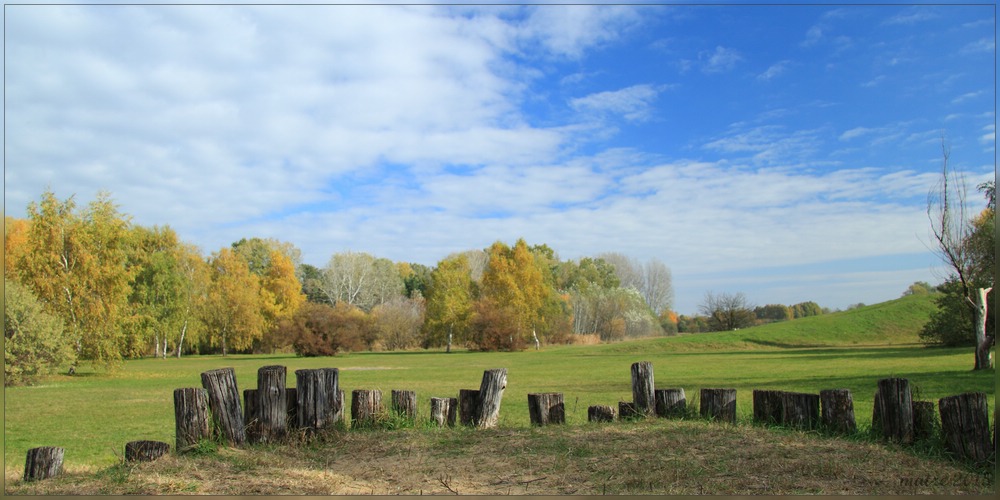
4 293 994 476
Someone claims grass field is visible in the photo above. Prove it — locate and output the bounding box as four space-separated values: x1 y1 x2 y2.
3 293 996 493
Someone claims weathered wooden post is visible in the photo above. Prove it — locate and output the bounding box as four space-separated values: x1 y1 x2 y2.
430 397 457 427
874 378 913 444
654 388 686 418
23 447 64 482
392 390 418 423
125 440 170 462
819 389 856 434
630 361 655 416
752 390 784 425
296 368 336 432
323 368 342 425
351 389 384 429
527 393 565 426
475 368 507 429
781 392 820 430
700 388 737 424
200 368 246 447
173 387 210 452
458 389 480 426
938 392 992 463
588 405 616 422
256 365 287 443
912 401 936 441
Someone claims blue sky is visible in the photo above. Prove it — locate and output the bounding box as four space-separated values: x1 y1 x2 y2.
3 2 995 315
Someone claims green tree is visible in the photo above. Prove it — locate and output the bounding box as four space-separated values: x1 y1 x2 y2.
473 239 547 350
791 301 823 319
755 304 793 323
201 248 266 356
128 225 187 358
422 254 475 352
5 278 73 386
699 291 756 331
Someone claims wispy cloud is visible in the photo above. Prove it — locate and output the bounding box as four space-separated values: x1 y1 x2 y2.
952 90 985 104
883 8 939 25
960 37 995 55
569 84 668 122
700 46 742 74
757 60 790 82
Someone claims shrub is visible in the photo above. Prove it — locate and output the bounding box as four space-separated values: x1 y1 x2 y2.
280 302 372 357
4 278 74 385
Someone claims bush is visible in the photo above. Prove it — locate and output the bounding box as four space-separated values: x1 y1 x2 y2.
4 278 74 385
279 302 371 357
920 278 994 347
468 298 526 351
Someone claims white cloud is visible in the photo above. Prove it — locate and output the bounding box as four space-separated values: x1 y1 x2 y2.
952 91 985 104
517 5 643 59
883 8 938 26
756 61 790 82
839 127 874 141
569 84 667 122
961 37 995 55
700 46 743 74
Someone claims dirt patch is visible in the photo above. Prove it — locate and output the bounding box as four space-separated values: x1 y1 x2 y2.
5 420 994 495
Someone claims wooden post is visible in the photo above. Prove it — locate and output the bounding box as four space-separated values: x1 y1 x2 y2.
588 405 616 422
23 447 64 482
295 369 331 432
323 368 342 425
780 392 820 430
874 378 913 444
391 390 418 422
430 397 457 427
351 389 383 429
286 387 298 430
630 361 655 416
475 368 507 429
654 388 686 418
458 389 480 426
912 401 936 441
700 388 737 424
938 392 992 463
243 389 260 443
752 390 784 425
200 368 246 447
173 388 210 453
819 389 856 434
619 401 639 420
125 440 170 462
256 365 287 443
527 393 565 426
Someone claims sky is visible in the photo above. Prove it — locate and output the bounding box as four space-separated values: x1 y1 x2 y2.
3 1 996 315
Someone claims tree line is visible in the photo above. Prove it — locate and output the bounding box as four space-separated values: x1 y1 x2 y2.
5 190 678 384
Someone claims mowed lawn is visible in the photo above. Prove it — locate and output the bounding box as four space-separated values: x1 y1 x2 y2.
3 294 995 475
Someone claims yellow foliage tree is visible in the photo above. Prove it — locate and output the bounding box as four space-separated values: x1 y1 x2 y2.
202 247 266 356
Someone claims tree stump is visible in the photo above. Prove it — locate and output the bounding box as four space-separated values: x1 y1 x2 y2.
630 361 655 416
392 390 418 422
780 392 819 430
200 368 246 447
323 368 342 425
820 389 856 434
23 447 64 482
700 388 737 424
938 392 992 464
874 378 913 444
654 388 686 418
286 387 298 430
912 401 936 441
243 389 260 443
351 389 384 429
475 368 507 429
296 369 336 432
752 390 784 425
173 387 210 453
430 397 457 427
619 401 640 420
125 440 170 462
458 389 480 426
255 365 287 443
588 405 616 422
527 393 565 426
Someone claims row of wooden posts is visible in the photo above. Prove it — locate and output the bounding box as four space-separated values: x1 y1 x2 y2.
22 361 995 482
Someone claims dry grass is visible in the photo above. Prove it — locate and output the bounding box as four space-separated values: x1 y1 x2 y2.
567 333 601 346
5 419 993 495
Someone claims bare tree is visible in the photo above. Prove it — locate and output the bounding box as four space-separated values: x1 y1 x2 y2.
642 258 674 315
927 142 994 370
699 291 755 331
319 251 404 312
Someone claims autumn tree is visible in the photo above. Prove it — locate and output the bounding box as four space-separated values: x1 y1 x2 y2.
201 248 266 356
5 278 73 385
422 254 475 352
172 242 210 357
319 251 404 311
128 225 188 358
4 216 31 281
371 296 425 351
472 239 548 351
282 302 371 356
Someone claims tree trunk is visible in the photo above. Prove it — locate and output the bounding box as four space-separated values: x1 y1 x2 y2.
173 387 210 452
874 378 913 444
475 368 507 429
752 390 784 425
700 388 737 424
200 368 246 447
971 287 993 370
912 400 936 441
458 389 480 426
176 320 187 358
446 325 452 353
820 389 857 434
255 365 287 443
351 389 384 429
430 397 457 427
155 334 161 358
125 440 170 462
630 361 655 416
391 390 418 422
23 447 64 482
655 388 686 418
938 392 992 464
588 405 616 422
780 392 820 430
527 393 565 426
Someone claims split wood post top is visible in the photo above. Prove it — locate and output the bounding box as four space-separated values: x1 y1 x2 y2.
200 368 246 447
24 447 64 482
630 361 655 416
475 368 507 429
173 387 210 453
